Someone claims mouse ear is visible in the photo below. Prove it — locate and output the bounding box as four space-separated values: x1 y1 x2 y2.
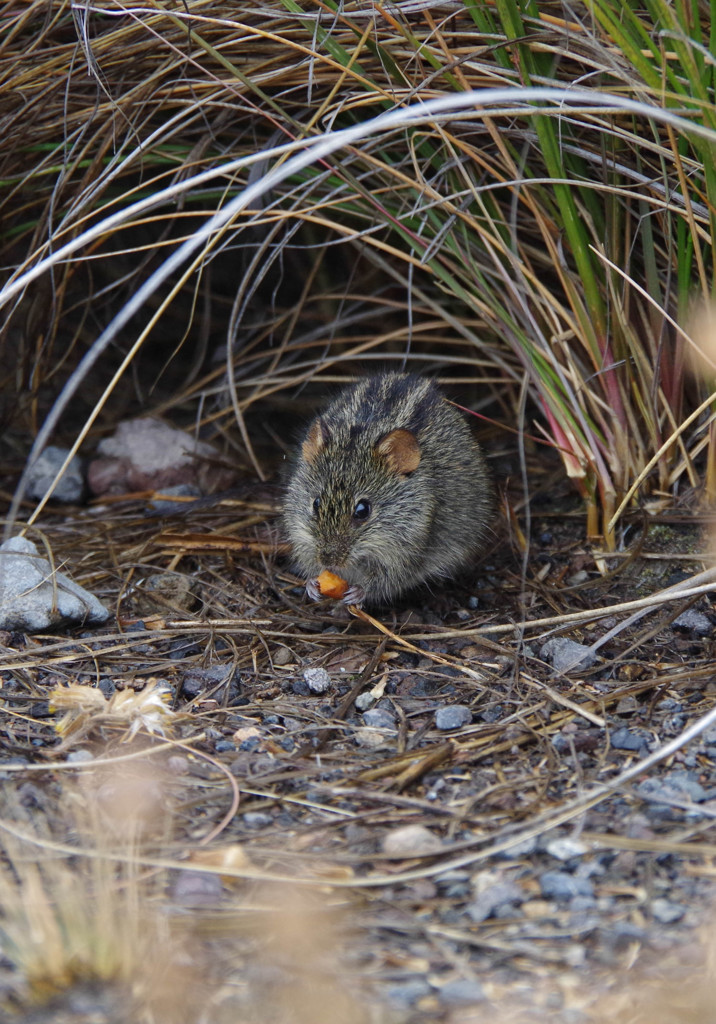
375 428 421 475
302 417 330 463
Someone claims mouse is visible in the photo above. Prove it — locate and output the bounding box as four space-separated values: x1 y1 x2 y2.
282 372 494 607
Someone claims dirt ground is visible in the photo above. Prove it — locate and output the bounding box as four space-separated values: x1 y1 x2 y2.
1 475 715 1023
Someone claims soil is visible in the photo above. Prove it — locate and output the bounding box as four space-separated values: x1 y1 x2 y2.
1 481 715 1023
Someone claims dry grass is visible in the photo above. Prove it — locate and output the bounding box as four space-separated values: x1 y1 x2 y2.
2 0 716 538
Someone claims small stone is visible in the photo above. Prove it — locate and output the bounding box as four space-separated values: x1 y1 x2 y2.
242 812 273 829
25 445 85 503
172 869 223 904
66 749 94 763
467 881 524 923
672 609 713 636
303 667 331 694
497 835 538 858
363 708 396 730
273 646 293 666
386 980 432 1007
147 483 201 513
214 739 236 753
354 691 374 711
610 726 651 752
438 979 485 1006
540 638 597 673
382 824 443 857
131 572 196 615
0 537 110 632
651 898 685 924
355 727 391 748
546 837 588 861
435 704 472 731
615 696 639 715
539 870 594 901
638 771 707 805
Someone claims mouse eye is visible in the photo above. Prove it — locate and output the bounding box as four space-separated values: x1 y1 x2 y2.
353 499 371 521
312 497 321 515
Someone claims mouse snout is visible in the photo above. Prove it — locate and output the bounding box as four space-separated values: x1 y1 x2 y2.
317 543 350 570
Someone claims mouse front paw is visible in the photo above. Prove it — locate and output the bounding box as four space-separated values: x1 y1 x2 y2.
342 584 366 607
305 577 323 602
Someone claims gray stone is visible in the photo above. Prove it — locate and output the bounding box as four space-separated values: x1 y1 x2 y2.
540 638 597 673
467 881 524 923
386 979 432 1007
651 898 685 924
25 445 85 503
610 726 651 752
363 708 396 730
66 749 94 763
435 704 472 731
672 609 713 636
637 771 707 805
242 812 273 829
303 667 331 694
354 691 375 711
438 979 485 1006
0 537 110 632
147 483 201 512
546 837 588 860
382 824 442 857
539 870 594 901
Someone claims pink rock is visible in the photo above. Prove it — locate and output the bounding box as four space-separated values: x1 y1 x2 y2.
87 417 236 496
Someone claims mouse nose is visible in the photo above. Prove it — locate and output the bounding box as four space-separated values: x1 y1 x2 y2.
319 545 346 568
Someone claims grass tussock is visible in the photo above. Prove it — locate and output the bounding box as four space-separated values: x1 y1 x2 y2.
1 0 715 539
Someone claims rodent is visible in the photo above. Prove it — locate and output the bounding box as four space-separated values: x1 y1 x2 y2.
282 372 494 607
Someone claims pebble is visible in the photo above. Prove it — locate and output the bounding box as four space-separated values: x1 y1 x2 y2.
355 727 392 748
546 837 588 861
435 704 472 731
363 708 396 730
214 739 236 753
540 638 597 673
354 691 375 711
539 870 594 901
382 824 443 857
66 749 94 763
132 572 196 615
182 665 239 700
272 646 293 666
467 881 524 922
671 609 713 636
172 869 224 904
651 897 686 923
610 726 651 753
147 483 201 512
637 770 707 804
497 835 539 858
242 812 273 829
386 979 432 1007
438 979 485 1006
0 536 110 632
25 445 85 503
303 667 331 694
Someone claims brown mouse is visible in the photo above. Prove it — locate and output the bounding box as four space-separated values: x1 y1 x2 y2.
282 372 494 606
